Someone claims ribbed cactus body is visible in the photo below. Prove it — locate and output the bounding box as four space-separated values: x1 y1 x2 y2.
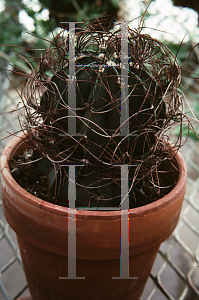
41 54 165 162
39 51 166 207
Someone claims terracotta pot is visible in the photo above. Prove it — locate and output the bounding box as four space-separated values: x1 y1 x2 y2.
1 132 187 300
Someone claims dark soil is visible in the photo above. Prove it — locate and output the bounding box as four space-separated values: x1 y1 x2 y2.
9 153 52 203
9 149 179 209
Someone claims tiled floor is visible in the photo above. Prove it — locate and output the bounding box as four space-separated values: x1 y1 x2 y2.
0 58 199 300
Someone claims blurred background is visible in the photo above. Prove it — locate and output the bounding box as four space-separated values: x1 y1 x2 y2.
0 0 199 299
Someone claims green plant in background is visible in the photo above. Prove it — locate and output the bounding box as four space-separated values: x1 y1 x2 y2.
12 17 190 210
188 102 199 139
0 0 55 71
173 101 199 140
0 0 23 54
0 0 121 71
39 0 120 23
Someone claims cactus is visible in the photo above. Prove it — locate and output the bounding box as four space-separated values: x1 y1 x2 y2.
22 18 181 208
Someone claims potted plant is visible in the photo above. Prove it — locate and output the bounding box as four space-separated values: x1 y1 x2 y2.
0 17 194 300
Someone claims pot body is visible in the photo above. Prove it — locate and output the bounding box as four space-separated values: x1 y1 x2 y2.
1 133 187 300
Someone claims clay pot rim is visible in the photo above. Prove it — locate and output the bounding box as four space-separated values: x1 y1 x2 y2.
1 132 187 219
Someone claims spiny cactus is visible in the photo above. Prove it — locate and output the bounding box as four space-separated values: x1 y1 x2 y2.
21 18 182 208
